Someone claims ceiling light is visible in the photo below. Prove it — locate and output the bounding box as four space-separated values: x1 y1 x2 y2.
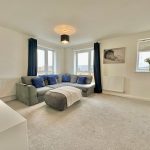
61 34 69 44
54 24 76 44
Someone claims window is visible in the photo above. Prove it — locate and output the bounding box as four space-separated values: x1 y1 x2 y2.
37 47 55 75
136 39 150 72
75 49 94 75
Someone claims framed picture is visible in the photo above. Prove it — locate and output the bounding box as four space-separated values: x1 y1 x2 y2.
103 47 125 64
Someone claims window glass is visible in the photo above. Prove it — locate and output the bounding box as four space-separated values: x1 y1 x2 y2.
91 50 94 72
77 52 89 74
75 49 93 75
37 49 45 74
48 51 53 73
138 51 150 70
136 39 150 72
37 47 54 74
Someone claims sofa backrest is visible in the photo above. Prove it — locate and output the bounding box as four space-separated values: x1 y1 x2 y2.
57 74 93 84
21 74 93 85
21 76 36 85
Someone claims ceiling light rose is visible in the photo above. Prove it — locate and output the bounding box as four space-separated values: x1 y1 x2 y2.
54 25 76 35
61 34 69 44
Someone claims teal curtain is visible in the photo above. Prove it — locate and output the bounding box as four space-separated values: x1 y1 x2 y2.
27 38 37 76
94 42 102 93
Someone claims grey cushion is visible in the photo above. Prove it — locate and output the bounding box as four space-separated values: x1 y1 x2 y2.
37 87 52 96
70 75 78 83
77 75 93 84
21 76 36 85
57 74 62 83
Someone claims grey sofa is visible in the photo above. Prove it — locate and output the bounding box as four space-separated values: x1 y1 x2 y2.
16 74 95 106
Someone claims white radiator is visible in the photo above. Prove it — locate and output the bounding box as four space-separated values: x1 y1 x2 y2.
103 76 125 93
0 78 19 98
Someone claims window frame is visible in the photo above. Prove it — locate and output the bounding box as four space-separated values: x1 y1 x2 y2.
37 46 55 75
136 39 150 72
74 48 94 75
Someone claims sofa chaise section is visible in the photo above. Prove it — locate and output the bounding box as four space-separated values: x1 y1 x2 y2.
16 76 52 106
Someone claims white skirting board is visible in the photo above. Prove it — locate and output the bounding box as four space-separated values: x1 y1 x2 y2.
103 76 125 93
103 90 150 102
1 95 16 102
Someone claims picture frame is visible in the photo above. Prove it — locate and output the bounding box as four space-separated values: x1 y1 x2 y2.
103 47 125 64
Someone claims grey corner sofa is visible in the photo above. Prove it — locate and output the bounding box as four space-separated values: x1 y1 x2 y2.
16 74 95 106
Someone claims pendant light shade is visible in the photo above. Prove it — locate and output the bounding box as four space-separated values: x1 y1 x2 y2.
61 34 69 44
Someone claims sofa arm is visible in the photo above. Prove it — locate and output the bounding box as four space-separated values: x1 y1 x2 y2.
81 84 95 97
16 83 38 106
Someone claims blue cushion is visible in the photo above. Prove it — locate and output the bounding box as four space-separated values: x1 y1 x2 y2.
39 75 48 81
77 77 87 84
62 75 71 82
47 76 57 85
32 77 45 88
39 74 58 81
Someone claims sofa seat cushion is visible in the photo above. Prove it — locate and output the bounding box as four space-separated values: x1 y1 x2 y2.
54 82 95 92
46 83 79 89
46 83 64 89
37 87 52 96
71 83 95 91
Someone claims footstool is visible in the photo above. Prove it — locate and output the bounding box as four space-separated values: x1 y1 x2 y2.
44 86 82 111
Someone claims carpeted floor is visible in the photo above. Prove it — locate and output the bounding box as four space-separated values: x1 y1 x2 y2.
7 94 150 150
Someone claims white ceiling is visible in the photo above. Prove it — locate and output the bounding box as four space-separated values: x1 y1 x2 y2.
0 0 150 47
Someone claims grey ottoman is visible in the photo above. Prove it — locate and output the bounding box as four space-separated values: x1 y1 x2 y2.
44 86 82 111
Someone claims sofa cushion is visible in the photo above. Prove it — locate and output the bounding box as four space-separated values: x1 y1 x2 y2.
39 74 58 85
21 76 36 85
31 77 45 88
70 75 78 83
77 75 93 84
39 75 49 85
37 87 51 96
77 77 87 84
47 76 57 85
62 74 71 82
57 74 62 83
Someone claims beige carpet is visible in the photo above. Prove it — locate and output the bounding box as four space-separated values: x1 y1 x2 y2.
7 94 150 150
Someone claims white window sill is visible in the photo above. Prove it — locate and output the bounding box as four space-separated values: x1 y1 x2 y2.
135 70 150 73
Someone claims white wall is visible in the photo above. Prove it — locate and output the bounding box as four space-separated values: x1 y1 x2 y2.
0 26 65 101
101 31 150 100
0 26 28 101
64 31 150 100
